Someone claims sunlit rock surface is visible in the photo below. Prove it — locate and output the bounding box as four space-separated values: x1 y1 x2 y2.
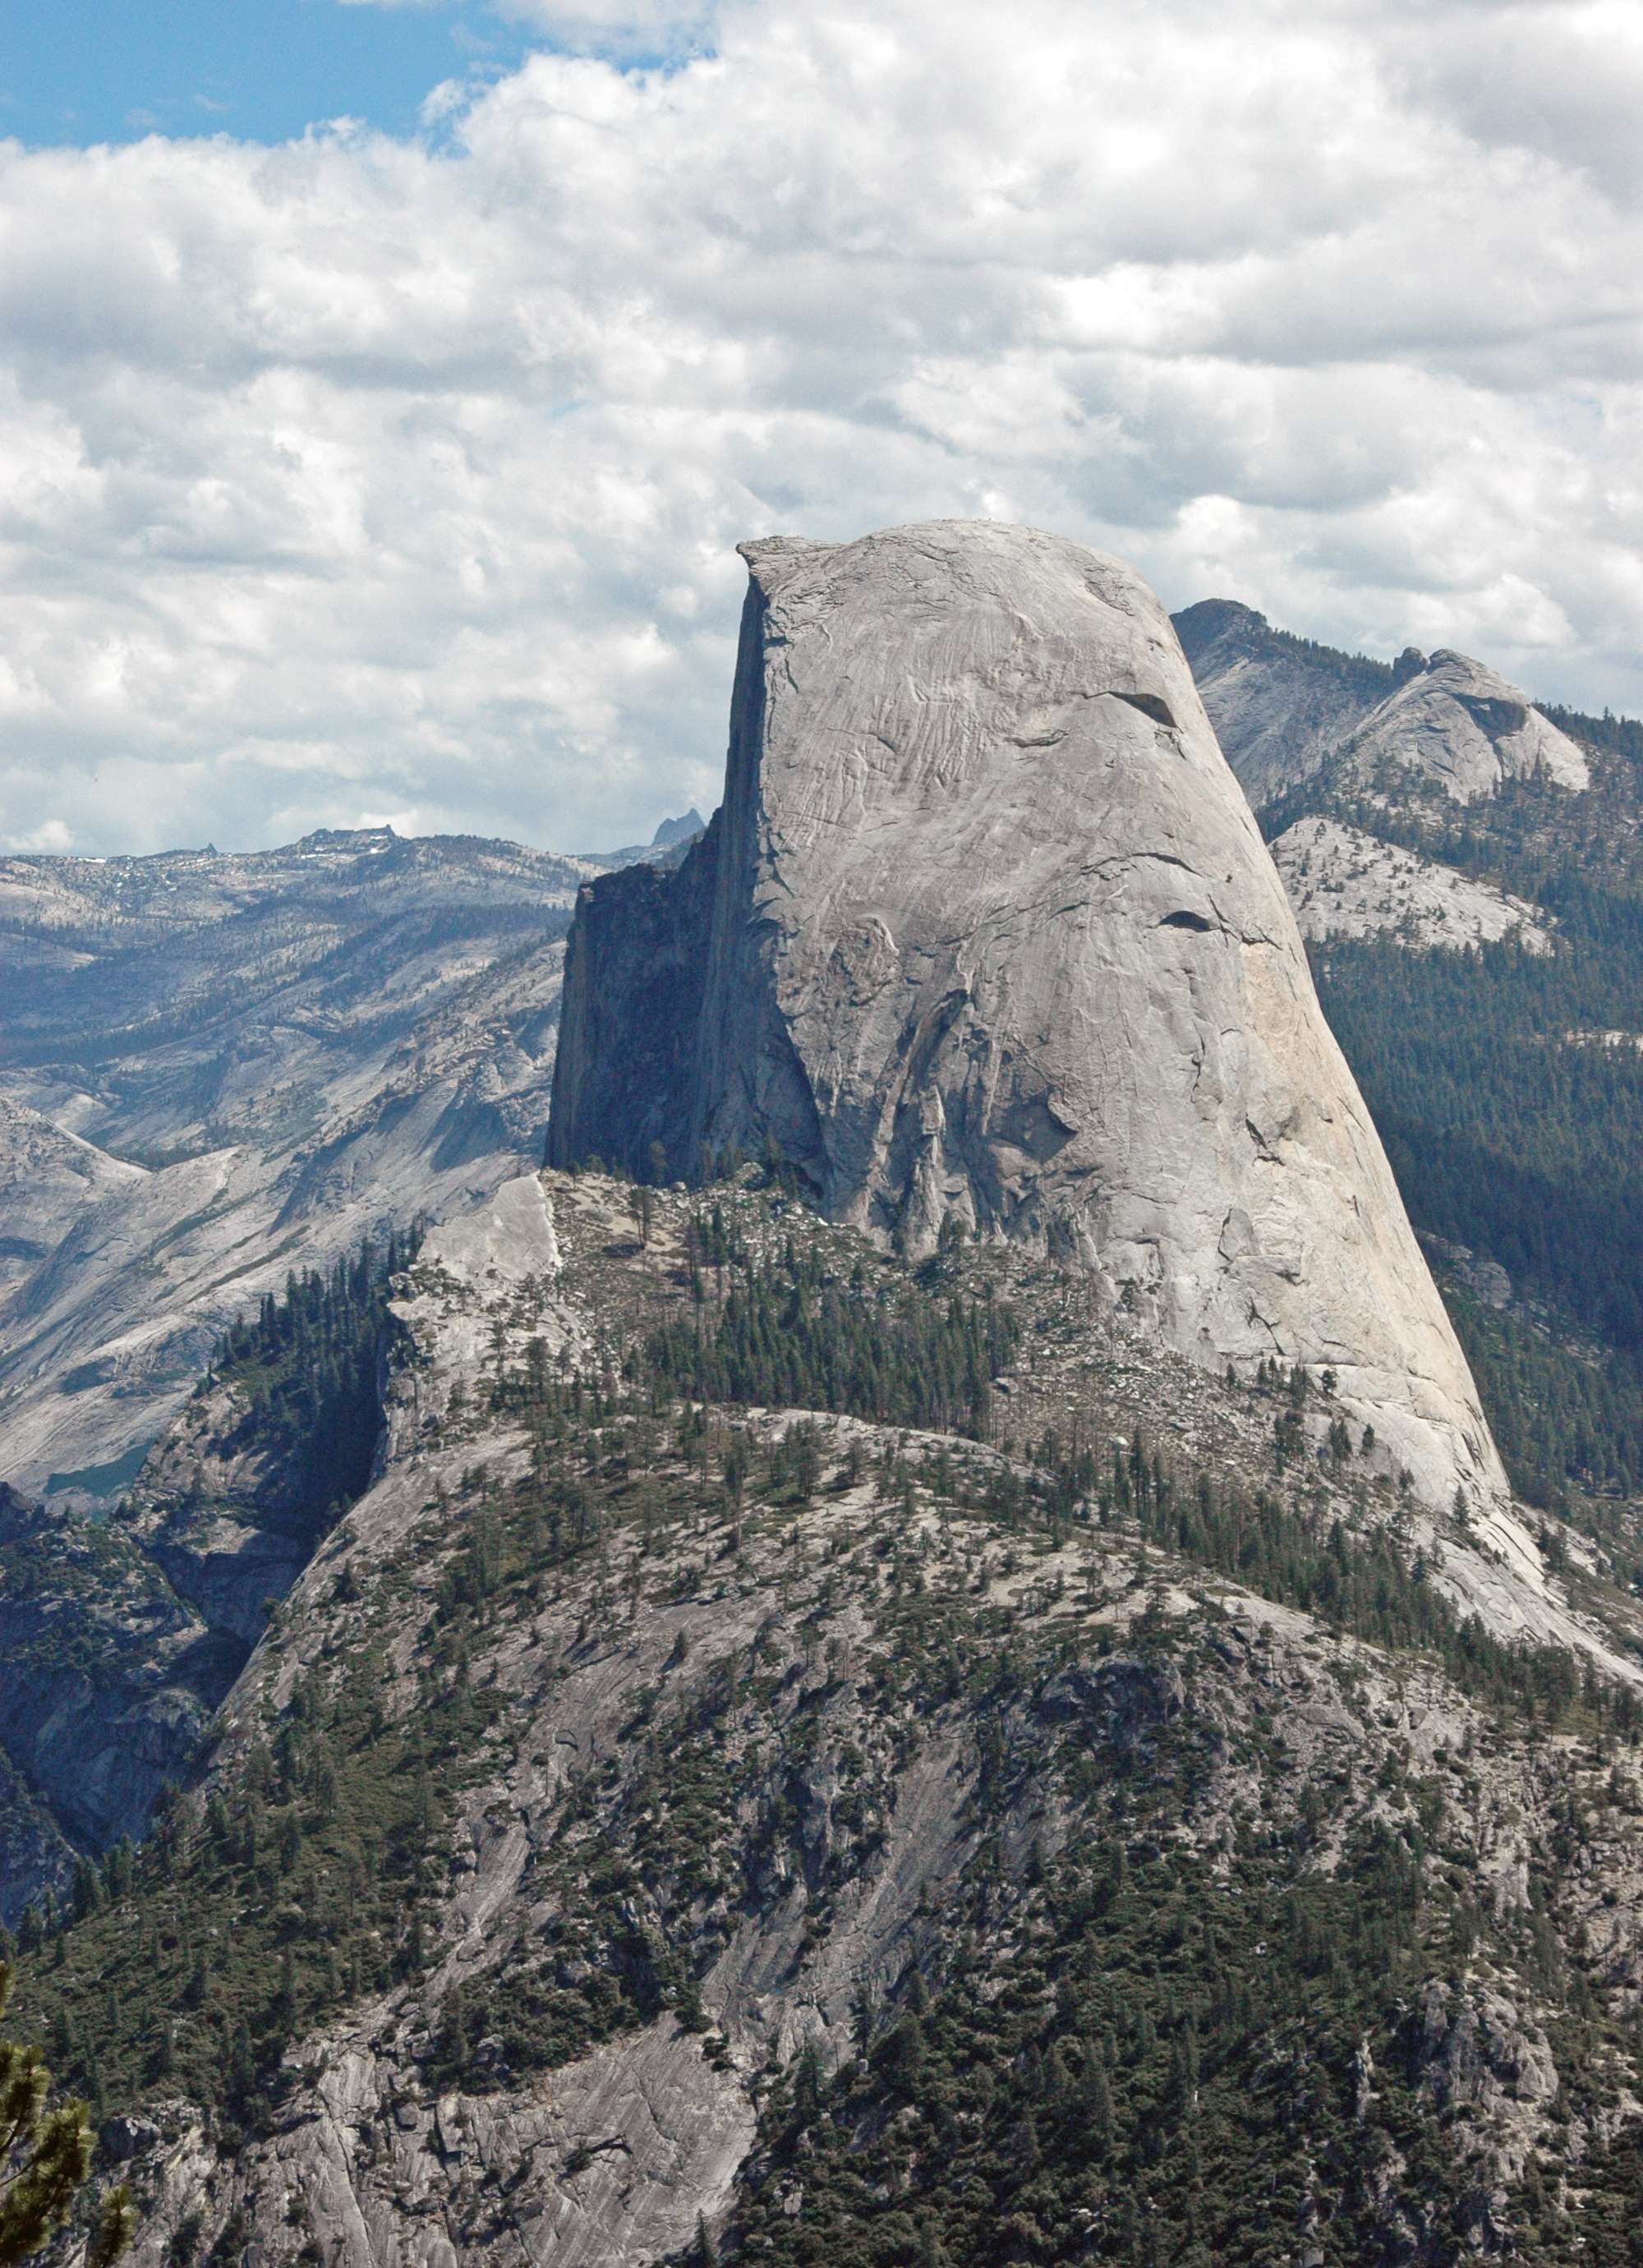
1340 648 1589 803
1174 596 1588 811
1271 818 1553 954
554 521 1506 1508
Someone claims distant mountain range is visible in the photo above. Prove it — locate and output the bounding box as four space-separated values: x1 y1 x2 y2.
0 818 697 1510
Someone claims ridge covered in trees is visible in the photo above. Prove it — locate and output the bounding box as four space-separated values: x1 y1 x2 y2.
647 1212 1019 1439
14 1173 1643 2265
1260 722 1643 1516
209 1231 421 1542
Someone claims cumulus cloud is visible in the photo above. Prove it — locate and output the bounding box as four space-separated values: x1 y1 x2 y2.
0 0 1639 854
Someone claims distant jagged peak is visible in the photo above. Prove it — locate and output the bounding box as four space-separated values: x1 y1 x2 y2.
579 808 708 869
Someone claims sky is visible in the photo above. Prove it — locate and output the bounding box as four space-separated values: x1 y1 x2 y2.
1 0 1641 858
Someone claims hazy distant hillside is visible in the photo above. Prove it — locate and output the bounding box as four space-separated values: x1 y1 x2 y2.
0 826 591 1503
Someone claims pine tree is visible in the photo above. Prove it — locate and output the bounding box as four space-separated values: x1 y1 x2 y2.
1088 2056 1114 2157
0 1965 132 2267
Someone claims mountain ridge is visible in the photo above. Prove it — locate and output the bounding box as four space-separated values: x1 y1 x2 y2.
1171 598 1600 817
12 1163 1643 2268
0 826 622 1507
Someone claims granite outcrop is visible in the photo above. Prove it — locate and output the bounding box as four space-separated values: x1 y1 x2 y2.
1270 817 1553 954
1339 647 1589 803
1175 597 1588 811
552 521 1505 1509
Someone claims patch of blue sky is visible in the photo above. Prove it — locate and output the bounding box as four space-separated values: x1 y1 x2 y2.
0 0 541 150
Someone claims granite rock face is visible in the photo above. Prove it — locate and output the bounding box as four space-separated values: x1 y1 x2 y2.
1173 597 1399 807
0 1482 236 1880
1174 598 1588 810
553 521 1504 1507
0 1744 76 1927
1340 648 1589 803
550 824 721 1184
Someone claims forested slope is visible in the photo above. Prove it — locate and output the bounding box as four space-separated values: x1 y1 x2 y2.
1266 711 1643 1519
10 1168 1643 2268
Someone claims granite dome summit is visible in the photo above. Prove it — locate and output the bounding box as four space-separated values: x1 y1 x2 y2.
551 520 1505 1510
1175 596 1590 812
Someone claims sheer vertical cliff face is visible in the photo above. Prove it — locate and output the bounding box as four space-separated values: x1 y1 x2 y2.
552 520 1504 1506
548 821 720 1184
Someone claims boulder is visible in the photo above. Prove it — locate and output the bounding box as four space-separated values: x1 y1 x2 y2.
551 520 1506 1507
99 2114 161 2161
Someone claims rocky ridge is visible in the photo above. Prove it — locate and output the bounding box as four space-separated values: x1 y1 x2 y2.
22 1164 1643 2268
1172 599 1401 810
0 823 703 1505
0 822 683 1914
1175 600 1588 816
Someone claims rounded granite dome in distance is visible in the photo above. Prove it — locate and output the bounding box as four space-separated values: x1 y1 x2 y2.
1338 647 1590 804
557 518 1509 1512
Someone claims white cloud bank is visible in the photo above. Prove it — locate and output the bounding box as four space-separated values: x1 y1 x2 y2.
1 0 1641 853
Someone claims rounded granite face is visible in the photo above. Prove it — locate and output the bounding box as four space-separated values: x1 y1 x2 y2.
558 518 1507 1511
1338 647 1590 804
1170 600 1588 817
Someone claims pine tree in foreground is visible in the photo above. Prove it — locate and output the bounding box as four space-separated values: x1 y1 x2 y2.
0 1965 131 2268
